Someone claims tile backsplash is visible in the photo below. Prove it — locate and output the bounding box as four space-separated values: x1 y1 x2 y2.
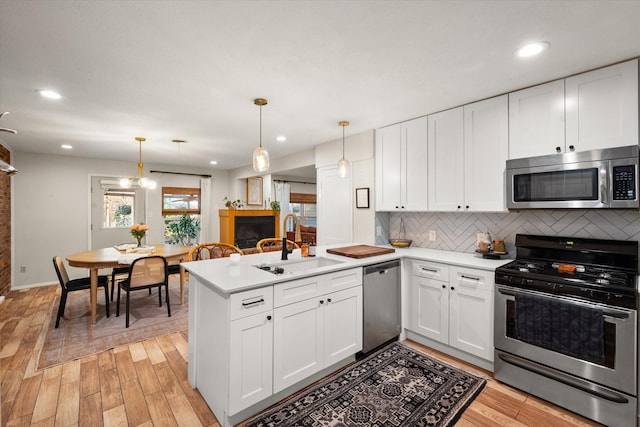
383 210 640 255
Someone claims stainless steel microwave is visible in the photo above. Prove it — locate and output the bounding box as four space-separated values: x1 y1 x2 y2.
506 145 639 209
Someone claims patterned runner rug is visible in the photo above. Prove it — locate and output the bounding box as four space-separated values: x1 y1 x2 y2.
38 277 188 369
242 342 485 427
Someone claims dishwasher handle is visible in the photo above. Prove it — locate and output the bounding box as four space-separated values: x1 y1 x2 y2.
364 260 400 275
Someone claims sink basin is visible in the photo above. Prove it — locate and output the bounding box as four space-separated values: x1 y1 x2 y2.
255 257 344 275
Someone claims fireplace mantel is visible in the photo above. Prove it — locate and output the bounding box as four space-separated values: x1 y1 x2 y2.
219 209 280 250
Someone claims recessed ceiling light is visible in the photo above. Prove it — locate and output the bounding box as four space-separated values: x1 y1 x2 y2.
276 135 287 142
210 160 218 165
515 42 549 58
61 144 72 149
37 89 62 99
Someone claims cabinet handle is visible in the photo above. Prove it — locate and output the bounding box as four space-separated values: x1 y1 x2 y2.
569 145 575 151
461 275 480 281
556 146 562 153
267 315 272 320
242 298 264 307
421 267 438 273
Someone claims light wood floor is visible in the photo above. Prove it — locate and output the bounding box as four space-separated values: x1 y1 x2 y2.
0 283 603 426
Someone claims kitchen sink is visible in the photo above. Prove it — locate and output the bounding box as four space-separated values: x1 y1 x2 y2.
254 257 344 275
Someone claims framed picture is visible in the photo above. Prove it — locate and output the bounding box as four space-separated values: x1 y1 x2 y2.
246 177 263 206
356 187 370 209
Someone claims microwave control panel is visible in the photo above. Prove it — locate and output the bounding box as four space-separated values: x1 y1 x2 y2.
612 165 637 200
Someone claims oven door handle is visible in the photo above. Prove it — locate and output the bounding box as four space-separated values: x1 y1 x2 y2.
496 287 630 319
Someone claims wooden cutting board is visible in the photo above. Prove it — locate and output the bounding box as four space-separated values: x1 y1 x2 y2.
326 245 395 259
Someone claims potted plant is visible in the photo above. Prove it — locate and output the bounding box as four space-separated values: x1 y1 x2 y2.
270 200 280 211
167 212 201 246
224 197 244 210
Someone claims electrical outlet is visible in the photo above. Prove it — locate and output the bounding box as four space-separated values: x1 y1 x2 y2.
376 226 382 236
20 265 26 273
429 230 437 241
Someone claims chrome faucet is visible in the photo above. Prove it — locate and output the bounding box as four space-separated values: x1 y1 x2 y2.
281 236 292 260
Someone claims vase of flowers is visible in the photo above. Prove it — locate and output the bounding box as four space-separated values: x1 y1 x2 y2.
130 223 150 247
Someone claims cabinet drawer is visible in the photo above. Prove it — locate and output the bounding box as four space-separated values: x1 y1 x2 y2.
230 287 273 320
449 267 491 290
324 268 362 293
412 260 449 281
274 275 324 307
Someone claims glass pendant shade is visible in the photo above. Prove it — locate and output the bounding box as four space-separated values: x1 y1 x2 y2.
337 157 350 178
253 145 270 172
120 136 157 189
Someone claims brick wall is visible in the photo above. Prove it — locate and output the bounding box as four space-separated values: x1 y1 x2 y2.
0 145 11 296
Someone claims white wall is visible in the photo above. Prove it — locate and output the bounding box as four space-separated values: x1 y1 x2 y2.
315 130 376 244
13 151 228 288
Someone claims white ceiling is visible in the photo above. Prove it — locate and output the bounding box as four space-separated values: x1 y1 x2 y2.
1 0 639 174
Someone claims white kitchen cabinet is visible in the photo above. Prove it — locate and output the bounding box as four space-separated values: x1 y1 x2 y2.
229 311 273 414
448 266 494 361
427 107 464 212
428 96 508 212
566 59 638 152
375 116 428 211
508 79 565 159
273 268 363 393
410 260 494 362
509 59 638 159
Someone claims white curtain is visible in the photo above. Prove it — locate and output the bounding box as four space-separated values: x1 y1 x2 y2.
199 177 211 243
274 181 291 233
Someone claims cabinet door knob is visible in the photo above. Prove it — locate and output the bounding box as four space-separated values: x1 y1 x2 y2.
327 298 332 303
457 205 461 209
556 146 562 153
450 287 455 291
465 205 469 209
569 145 575 151
319 300 324 304
441 284 446 289
267 315 272 320
395 206 399 209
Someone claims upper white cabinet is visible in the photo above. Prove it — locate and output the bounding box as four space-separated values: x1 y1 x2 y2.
509 59 638 159
509 79 565 159
375 116 428 211
428 95 508 212
566 59 638 152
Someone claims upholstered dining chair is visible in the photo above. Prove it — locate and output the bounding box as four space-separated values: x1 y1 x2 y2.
188 242 244 261
256 238 299 253
52 256 110 328
116 256 170 328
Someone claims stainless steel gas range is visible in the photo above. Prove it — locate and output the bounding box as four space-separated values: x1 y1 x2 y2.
494 234 638 427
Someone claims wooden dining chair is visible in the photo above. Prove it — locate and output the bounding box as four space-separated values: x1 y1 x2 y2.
256 238 299 253
52 256 110 328
188 242 244 261
116 256 170 328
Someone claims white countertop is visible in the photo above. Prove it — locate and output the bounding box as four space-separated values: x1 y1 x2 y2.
182 244 513 294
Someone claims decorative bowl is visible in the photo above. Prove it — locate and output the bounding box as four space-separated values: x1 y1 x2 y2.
390 239 412 248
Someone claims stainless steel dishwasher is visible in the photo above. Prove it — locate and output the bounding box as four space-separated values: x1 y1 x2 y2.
362 260 401 353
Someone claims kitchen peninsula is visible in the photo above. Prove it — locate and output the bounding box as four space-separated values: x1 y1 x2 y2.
183 245 510 426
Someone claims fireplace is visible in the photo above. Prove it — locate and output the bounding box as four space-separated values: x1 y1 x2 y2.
234 216 276 248
219 209 280 250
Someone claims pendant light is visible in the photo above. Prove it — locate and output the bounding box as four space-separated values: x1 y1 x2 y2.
120 136 157 189
337 121 350 178
253 98 270 172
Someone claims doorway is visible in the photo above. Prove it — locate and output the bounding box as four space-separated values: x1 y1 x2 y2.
90 176 146 249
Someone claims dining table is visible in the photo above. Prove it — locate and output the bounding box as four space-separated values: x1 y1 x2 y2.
67 244 192 324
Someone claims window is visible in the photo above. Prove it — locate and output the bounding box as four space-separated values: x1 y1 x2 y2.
162 187 201 215
103 189 135 228
162 187 201 244
289 193 317 228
